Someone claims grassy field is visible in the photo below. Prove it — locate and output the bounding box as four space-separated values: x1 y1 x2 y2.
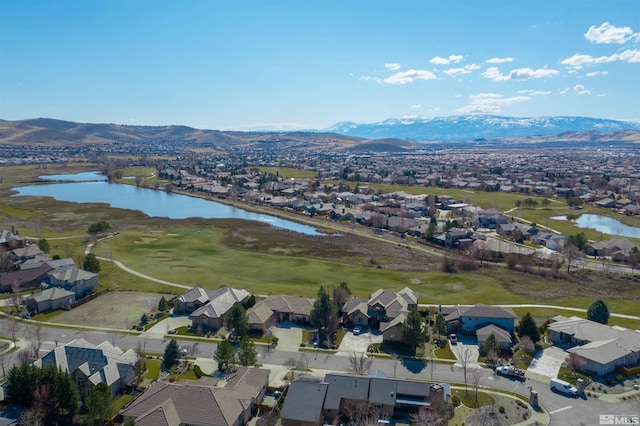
1 164 639 329
260 167 317 180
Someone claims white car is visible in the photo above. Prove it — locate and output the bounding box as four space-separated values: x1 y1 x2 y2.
353 326 362 335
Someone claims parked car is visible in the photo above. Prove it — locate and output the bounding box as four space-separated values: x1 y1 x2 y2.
449 333 457 344
550 378 578 397
353 326 362 335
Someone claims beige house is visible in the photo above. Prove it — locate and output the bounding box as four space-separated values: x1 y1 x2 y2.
246 294 315 331
189 287 250 331
121 367 269 426
344 287 419 330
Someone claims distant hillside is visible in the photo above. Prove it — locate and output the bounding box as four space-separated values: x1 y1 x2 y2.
0 118 364 149
1 116 638 150
324 115 640 141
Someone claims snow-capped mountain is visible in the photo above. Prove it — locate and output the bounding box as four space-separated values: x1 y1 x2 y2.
323 115 640 141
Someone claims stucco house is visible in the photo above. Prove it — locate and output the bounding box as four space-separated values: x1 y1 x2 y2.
444 304 516 344
121 367 269 426
246 294 315 331
47 266 98 298
24 287 76 313
345 287 418 330
548 316 640 376
380 312 406 343
35 338 138 399
280 373 447 426
189 286 250 331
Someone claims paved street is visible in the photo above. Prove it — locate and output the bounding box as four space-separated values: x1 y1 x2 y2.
1 318 639 426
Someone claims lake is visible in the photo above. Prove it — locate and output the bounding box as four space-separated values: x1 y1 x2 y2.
13 172 323 236
550 214 640 239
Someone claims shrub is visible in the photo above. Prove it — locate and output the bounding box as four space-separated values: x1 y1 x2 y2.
194 364 205 378
452 395 461 407
499 406 505 414
616 374 623 382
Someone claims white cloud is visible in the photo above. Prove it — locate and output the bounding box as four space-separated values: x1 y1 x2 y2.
360 75 373 81
561 49 640 68
596 93 607 97
454 94 463 98
585 71 608 77
517 90 551 95
485 57 514 63
457 93 532 113
482 67 509 81
385 63 401 71
482 67 559 81
428 107 441 113
508 68 559 80
382 69 437 84
429 56 450 65
464 63 481 71
448 54 463 63
584 22 637 44
573 84 591 95
559 87 570 95
443 68 471 77
410 104 422 109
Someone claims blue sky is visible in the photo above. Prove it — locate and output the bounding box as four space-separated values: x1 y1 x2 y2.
1 0 639 130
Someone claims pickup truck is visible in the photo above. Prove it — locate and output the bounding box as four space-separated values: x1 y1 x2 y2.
495 365 526 380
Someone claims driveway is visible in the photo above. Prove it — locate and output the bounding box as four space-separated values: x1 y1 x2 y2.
337 328 382 355
450 335 481 369
526 346 567 382
272 323 303 352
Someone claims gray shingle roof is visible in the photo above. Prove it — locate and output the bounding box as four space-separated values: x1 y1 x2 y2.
279 377 328 423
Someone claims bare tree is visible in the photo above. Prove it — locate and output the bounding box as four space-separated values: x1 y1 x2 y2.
18 406 45 426
519 335 536 357
26 321 45 357
283 357 297 372
340 398 378 426
458 346 475 395
470 369 484 407
7 315 21 343
562 243 582 273
347 351 373 376
567 353 586 377
9 281 23 313
0 350 9 379
410 396 451 426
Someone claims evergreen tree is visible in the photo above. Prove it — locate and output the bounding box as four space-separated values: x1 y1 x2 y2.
214 340 235 372
401 310 425 353
86 382 112 425
587 299 610 324
83 253 101 273
163 339 180 370
432 313 447 338
310 287 340 344
158 296 169 312
237 336 257 367
140 313 149 326
227 304 249 337
482 333 500 357
52 366 80 417
37 238 50 254
517 312 541 343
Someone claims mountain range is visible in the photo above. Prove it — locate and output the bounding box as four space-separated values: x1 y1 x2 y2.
0 115 639 149
323 115 640 141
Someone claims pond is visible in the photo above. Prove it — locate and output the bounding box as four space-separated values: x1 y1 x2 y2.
13 172 323 236
550 214 640 239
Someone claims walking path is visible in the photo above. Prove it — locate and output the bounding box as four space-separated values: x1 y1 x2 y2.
94 256 191 290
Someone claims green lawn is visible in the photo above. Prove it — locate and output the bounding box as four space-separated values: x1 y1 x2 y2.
434 341 457 360
260 167 317 180
452 388 495 408
139 359 161 388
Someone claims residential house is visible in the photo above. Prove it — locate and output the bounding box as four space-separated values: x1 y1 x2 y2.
35 338 138 399
24 287 76 314
121 367 269 426
190 287 250 331
280 376 329 426
246 294 315 331
0 228 26 249
587 239 638 262
47 266 98 298
380 313 406 343
0 262 54 292
476 324 513 350
548 316 640 375
345 287 418 330
444 304 517 338
280 373 448 426
173 287 220 314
